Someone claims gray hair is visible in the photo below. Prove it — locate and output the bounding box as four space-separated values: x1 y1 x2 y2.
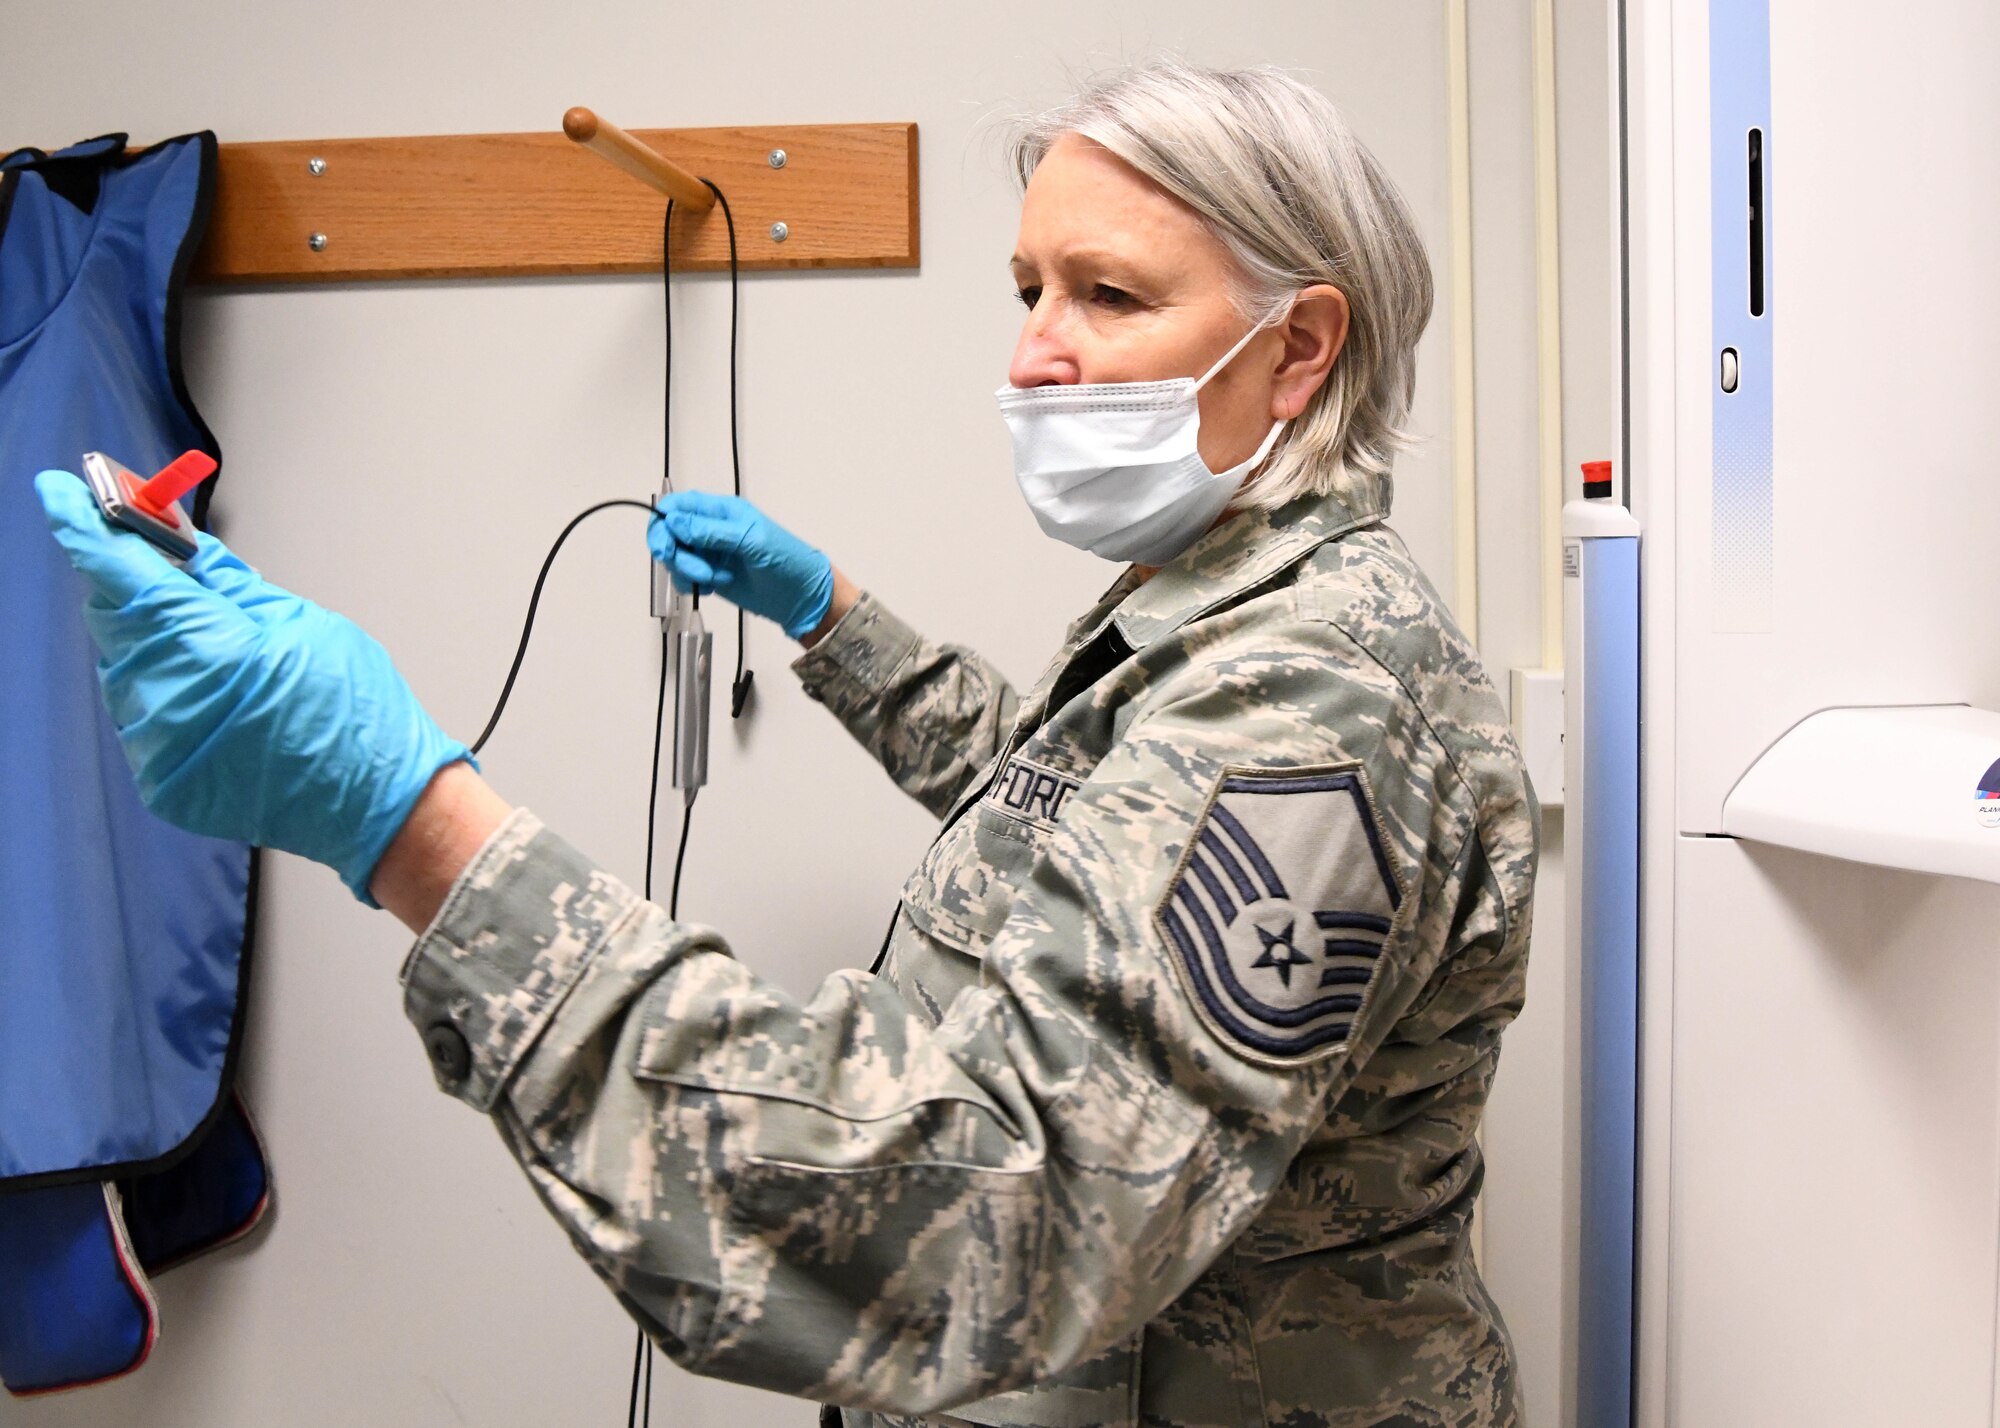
1006 59 1434 514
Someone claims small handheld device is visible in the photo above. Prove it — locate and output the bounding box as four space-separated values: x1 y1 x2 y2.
81 449 216 563
672 604 713 798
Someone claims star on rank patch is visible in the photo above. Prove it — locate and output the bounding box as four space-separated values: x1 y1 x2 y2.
1157 765 1405 1064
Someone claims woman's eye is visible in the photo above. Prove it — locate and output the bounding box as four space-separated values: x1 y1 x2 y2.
1091 284 1134 308
1014 286 1041 309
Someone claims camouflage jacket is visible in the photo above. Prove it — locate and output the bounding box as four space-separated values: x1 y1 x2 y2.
400 483 1539 1428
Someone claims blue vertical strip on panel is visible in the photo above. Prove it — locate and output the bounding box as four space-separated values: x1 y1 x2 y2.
1712 0 1774 630
1577 534 1641 1428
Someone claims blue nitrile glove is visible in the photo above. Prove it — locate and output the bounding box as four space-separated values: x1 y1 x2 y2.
648 492 834 640
35 470 472 905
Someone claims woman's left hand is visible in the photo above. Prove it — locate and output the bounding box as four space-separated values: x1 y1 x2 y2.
648 491 836 639
36 469 471 903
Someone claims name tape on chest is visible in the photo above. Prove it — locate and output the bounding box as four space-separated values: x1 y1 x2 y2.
981 753 1083 833
1157 766 1404 1065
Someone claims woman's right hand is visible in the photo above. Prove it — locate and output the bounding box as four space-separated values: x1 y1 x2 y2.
35 469 472 905
648 492 837 641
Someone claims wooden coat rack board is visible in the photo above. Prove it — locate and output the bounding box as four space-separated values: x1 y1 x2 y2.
188 111 918 284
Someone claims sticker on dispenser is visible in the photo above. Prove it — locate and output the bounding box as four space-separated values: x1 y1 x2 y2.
1978 758 2000 829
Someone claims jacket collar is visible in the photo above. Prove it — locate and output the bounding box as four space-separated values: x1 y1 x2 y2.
1109 477 1389 649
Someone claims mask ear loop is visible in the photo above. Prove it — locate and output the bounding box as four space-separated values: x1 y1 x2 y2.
1195 298 1299 487
1193 297 1298 391
1242 415 1288 468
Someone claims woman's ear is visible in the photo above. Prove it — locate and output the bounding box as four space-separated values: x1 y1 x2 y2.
1271 284 1350 421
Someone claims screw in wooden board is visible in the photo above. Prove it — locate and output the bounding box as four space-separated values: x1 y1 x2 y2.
767 149 787 169
308 156 326 176
308 233 328 252
769 222 789 243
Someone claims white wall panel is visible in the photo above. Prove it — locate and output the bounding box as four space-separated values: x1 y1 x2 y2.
1668 836 2000 1425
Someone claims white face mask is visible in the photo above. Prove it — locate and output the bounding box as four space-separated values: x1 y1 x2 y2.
995 315 1288 566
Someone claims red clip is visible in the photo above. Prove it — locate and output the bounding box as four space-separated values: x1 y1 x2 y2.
132 450 217 518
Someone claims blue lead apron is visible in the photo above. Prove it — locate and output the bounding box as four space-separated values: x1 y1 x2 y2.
0 131 268 1397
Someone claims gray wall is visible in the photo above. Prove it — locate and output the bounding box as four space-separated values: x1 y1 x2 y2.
1 2 1604 1424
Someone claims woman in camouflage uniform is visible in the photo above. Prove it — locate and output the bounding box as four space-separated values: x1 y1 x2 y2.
39 59 1538 1428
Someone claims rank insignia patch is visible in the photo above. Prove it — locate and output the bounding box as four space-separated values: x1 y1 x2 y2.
1157 765 1404 1063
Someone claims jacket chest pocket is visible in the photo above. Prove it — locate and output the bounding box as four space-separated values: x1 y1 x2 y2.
898 804 1051 960
911 744 1089 944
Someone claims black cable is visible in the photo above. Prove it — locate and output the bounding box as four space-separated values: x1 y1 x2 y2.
668 793 695 920
656 180 750 718
625 1329 645 1428
631 668 673 1428
465 491 674 1428
469 499 663 758
704 183 738 511
628 191 679 1428
629 181 707 1428
662 199 675 497
463 182 733 1428
698 180 755 721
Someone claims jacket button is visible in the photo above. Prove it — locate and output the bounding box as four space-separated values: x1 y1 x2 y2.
424 1023 472 1085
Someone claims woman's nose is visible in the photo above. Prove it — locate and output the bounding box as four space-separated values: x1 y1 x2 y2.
1007 311 1081 389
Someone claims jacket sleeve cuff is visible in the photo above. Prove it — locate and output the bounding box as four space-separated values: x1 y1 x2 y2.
790 590 922 716
398 807 638 1112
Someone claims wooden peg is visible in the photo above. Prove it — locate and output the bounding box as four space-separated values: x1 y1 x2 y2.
562 107 716 210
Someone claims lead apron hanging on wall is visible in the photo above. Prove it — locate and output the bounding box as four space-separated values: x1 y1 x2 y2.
0 132 269 1398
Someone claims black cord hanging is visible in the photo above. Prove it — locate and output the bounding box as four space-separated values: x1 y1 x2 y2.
463 176 745 1428
699 179 755 721
628 177 735 1428
628 190 678 1428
